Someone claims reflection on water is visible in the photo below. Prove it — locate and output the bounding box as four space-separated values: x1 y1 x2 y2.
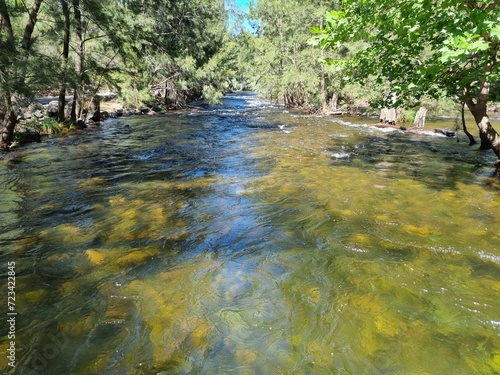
1 93 500 374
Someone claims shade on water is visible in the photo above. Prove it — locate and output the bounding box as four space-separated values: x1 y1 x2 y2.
1 93 499 374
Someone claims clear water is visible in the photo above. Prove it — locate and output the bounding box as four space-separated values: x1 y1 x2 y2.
1 93 499 374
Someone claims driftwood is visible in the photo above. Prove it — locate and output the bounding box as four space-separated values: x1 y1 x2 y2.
374 123 407 131
413 107 427 128
434 128 456 137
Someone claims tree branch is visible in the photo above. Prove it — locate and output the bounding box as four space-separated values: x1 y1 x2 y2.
464 0 477 9
486 0 500 12
463 84 476 111
22 0 43 51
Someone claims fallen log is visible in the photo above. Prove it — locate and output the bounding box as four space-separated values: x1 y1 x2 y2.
434 128 456 137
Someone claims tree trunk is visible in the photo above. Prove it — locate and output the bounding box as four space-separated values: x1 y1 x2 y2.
0 0 14 48
328 93 339 112
58 0 70 123
380 108 396 125
0 0 16 149
0 0 43 149
464 81 500 165
0 96 16 150
413 107 427 128
73 0 84 121
471 110 500 159
319 17 327 113
461 101 476 146
21 0 43 51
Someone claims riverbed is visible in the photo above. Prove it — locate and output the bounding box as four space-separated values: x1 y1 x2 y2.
1 93 499 374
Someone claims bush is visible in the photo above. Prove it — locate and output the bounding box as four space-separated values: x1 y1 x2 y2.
26 118 63 134
403 109 416 124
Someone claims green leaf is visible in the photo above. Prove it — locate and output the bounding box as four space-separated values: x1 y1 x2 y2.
490 25 500 40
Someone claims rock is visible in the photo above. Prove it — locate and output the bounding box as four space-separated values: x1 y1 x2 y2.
20 102 46 120
33 104 45 117
64 101 73 119
46 100 59 118
76 119 87 129
14 126 41 144
86 119 99 126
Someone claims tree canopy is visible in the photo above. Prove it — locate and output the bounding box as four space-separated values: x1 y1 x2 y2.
311 0 500 162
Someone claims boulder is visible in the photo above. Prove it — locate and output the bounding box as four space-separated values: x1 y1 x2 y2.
14 126 41 144
21 102 46 120
45 100 60 118
76 119 87 129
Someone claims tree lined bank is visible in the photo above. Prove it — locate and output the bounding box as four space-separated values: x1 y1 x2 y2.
1 0 499 166
1 0 229 149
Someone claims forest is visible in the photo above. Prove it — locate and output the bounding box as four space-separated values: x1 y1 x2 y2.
1 0 499 165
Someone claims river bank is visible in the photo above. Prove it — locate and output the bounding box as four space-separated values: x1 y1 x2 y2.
7 93 482 147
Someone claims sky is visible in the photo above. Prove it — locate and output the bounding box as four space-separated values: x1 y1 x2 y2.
227 0 255 33
225 0 252 12
236 0 251 7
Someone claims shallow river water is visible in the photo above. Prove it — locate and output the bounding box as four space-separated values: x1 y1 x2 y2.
1 93 500 374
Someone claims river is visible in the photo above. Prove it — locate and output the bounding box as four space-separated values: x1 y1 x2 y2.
1 92 500 374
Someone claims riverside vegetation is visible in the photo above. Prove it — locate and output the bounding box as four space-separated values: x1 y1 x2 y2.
1 0 499 166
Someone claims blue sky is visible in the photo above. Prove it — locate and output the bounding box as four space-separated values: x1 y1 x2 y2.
236 0 251 7
236 0 251 6
227 0 255 33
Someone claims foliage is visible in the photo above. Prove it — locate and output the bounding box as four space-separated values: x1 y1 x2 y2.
311 0 500 161
114 0 228 108
242 0 390 111
310 1 500 107
25 117 63 134
0 0 245 149
247 0 340 109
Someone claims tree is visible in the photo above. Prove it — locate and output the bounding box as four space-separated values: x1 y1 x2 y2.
249 0 344 110
0 0 43 150
57 0 71 123
115 0 228 108
311 0 500 166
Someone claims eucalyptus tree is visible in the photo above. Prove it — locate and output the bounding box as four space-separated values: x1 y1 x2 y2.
312 0 500 165
57 0 70 123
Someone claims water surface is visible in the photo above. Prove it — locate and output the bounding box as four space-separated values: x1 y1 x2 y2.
1 93 500 374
